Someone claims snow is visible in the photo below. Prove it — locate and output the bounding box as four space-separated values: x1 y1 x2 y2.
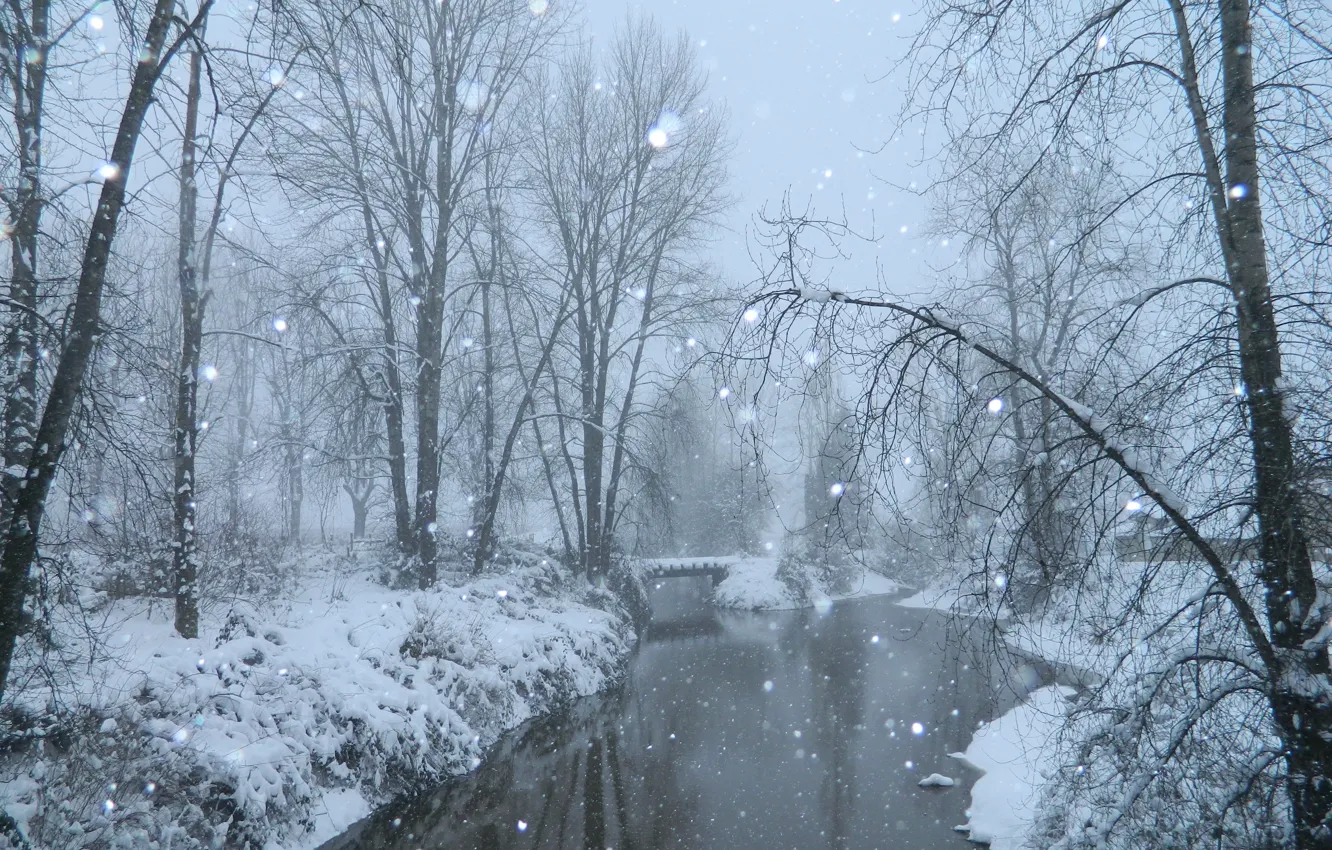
954 686 1075 848
0 554 633 849
897 583 966 612
1054 392 1096 425
918 773 956 787
302 788 373 847
712 558 793 609
711 557 902 610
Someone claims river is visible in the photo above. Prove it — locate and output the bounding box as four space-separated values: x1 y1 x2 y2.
320 578 1046 849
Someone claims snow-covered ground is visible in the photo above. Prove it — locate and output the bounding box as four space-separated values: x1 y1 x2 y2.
711 557 902 610
894 582 1081 849
0 554 634 849
949 686 1076 847
896 554 1260 849
896 583 969 612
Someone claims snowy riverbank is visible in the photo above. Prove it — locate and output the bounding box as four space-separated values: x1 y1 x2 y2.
895 560 1233 849
0 554 634 849
950 686 1075 848
711 557 903 610
893 578 1073 849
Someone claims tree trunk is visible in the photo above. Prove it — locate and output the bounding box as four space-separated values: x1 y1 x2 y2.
381 353 413 551
599 256 660 573
472 296 568 574
1219 2 1330 842
344 480 373 539
581 401 606 580
414 287 443 585
171 48 204 639
286 432 303 546
0 0 190 707
352 497 368 539
1 0 48 540
475 273 496 555
1175 0 1329 841
415 64 459 588
532 418 576 564
225 333 253 547
550 373 587 568
470 177 571 573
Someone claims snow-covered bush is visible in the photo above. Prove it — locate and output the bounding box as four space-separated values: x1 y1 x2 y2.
0 552 634 849
398 599 491 668
1006 557 1292 850
775 542 814 605
1033 678 1286 849
775 535 856 600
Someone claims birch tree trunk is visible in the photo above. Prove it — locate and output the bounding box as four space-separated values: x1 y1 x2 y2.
171 47 204 639
1 0 48 537
0 0 202 706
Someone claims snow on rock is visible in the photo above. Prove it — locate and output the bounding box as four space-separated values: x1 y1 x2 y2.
918 773 956 788
712 557 902 611
0 555 633 850
957 685 1075 848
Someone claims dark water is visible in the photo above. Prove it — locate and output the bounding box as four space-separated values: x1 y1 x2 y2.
321 580 1044 850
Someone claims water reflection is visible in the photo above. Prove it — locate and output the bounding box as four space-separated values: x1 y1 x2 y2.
322 581 1038 850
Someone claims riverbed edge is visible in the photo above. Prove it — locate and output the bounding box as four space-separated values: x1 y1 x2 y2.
0 553 638 850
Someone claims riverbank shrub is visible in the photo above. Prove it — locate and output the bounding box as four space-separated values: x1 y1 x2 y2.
0 549 633 848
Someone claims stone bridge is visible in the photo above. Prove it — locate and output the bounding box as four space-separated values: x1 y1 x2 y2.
640 556 740 585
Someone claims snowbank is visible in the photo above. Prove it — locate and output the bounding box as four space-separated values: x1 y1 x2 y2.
712 558 794 609
0 557 633 850
953 686 1075 847
712 557 902 610
896 583 966 612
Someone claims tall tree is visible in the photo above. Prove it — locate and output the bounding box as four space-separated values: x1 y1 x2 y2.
739 0 1332 842
0 0 49 528
172 46 205 639
527 19 728 580
287 0 557 583
0 0 212 706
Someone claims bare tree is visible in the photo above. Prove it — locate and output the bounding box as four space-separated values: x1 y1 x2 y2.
170 39 297 636
171 46 205 639
463 144 574 573
283 0 559 586
927 150 1138 604
0 0 212 707
525 19 729 580
736 0 1332 829
0 0 50 522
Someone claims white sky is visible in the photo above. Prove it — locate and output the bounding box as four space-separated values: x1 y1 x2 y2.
578 0 942 297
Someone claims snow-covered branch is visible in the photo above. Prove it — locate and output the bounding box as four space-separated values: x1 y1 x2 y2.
767 286 1279 674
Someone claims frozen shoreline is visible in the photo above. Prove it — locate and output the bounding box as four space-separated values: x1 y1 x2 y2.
950 686 1075 848
893 581 1072 849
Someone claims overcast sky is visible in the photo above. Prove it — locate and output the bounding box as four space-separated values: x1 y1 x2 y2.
578 0 942 297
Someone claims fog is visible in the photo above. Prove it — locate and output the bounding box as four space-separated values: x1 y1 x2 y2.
3 0 1331 847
